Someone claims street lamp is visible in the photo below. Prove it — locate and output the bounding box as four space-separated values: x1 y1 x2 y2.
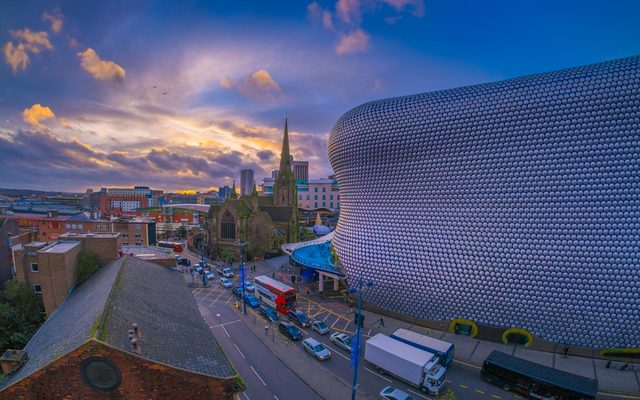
348 277 373 400
234 240 250 315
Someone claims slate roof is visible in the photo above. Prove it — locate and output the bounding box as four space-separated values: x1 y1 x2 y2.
1 256 236 391
65 213 98 222
261 206 293 222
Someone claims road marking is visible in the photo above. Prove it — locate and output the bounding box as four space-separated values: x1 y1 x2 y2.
475 389 485 394
250 365 267 386
274 396 279 400
459 384 469 389
407 389 431 400
322 312 331 322
242 392 250 400
233 343 246 359
330 317 341 329
363 366 392 383
209 319 241 328
491 395 501 399
326 345 350 361
221 325 231 338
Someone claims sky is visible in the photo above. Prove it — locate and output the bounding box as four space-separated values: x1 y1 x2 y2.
1 0 639 193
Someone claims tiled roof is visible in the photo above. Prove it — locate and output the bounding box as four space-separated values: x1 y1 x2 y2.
261 206 293 222
1 256 235 391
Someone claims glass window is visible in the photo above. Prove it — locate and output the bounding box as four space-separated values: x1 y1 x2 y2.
65 224 71 229
330 195 333 200
33 284 42 294
306 195 310 200
72 224 77 229
330 202 333 208
78 224 83 230
314 195 318 200
322 202 326 207
322 195 326 200
322 187 326 192
30 263 39 272
314 202 318 208
314 187 318 192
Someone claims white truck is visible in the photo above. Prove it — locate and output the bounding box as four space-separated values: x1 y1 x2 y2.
391 328 455 366
364 333 446 395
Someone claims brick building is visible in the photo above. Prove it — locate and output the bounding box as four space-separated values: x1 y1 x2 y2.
111 219 156 247
0 256 238 399
0 218 20 285
12 233 119 315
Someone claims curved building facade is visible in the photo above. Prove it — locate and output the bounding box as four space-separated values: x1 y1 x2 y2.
328 56 640 348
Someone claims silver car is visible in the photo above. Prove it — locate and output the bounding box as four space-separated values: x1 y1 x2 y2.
302 338 331 361
220 277 232 288
379 386 415 400
330 332 352 351
311 320 330 335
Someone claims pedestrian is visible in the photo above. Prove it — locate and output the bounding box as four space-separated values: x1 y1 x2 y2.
562 346 569 358
379 318 385 327
605 360 612 369
264 325 269 336
621 361 630 370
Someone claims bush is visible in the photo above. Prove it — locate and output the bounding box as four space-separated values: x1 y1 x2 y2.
2 279 44 326
76 250 101 284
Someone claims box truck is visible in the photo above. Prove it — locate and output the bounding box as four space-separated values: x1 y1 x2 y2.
391 328 455 366
364 334 446 395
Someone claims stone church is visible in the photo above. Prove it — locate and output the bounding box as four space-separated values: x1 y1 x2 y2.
206 119 300 260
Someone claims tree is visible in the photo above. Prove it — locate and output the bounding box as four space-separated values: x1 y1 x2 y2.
2 279 44 327
177 225 188 239
76 250 101 284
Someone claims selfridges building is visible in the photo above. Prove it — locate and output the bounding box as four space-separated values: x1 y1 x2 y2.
328 56 639 348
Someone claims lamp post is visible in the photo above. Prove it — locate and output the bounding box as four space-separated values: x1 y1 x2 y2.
234 240 250 315
348 277 373 400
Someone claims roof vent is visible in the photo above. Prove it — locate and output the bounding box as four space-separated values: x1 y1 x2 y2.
0 349 28 375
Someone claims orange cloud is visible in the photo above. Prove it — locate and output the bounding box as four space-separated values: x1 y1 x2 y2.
384 0 424 17
77 48 126 82
3 42 29 73
336 29 369 54
23 104 56 129
42 9 64 33
336 0 361 24
219 75 234 89
10 28 53 53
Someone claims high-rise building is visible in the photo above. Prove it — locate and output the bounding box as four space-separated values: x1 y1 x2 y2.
271 170 279 179
240 169 254 197
292 160 309 181
218 186 232 200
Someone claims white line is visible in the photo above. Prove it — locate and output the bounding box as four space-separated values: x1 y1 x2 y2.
407 389 431 400
330 317 341 329
221 325 231 338
274 396 279 400
250 365 267 386
363 366 392 383
242 392 250 400
322 313 331 322
233 343 246 359
325 345 350 361
209 319 242 328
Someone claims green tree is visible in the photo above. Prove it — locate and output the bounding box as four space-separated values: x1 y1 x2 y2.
0 303 29 350
76 250 101 284
2 279 44 327
177 225 188 239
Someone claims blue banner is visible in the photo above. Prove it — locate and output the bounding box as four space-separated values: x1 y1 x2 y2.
350 333 360 369
240 265 245 284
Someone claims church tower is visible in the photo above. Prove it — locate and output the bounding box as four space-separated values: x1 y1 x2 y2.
273 118 297 208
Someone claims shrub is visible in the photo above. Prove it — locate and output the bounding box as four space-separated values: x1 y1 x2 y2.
76 250 101 284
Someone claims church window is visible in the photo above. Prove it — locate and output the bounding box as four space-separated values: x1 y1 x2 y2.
221 211 236 239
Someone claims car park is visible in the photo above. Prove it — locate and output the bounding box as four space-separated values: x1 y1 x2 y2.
223 268 234 278
244 281 255 292
278 322 303 341
220 277 232 288
204 271 215 281
232 286 244 298
258 304 278 322
243 294 260 308
330 332 352 351
379 386 415 400
311 320 330 335
302 338 331 361
287 309 311 328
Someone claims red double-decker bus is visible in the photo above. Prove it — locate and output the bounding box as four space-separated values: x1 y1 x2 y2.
158 241 184 253
254 275 297 314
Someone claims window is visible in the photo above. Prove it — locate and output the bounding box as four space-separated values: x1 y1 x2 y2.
65 224 71 229
221 211 236 239
314 202 318 208
330 202 334 208
322 195 326 200
298 194 302 199
306 195 310 200
33 284 42 294
134 234 141 238
78 224 83 230
322 187 326 192
314 195 318 200
330 195 333 200
314 187 318 192
322 202 326 207
81 357 122 392
122 234 129 238
72 224 77 229
30 263 39 272
134 224 142 230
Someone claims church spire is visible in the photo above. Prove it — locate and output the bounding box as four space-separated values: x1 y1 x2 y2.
230 180 238 199
279 118 291 174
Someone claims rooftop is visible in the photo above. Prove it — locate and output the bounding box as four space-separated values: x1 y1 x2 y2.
40 241 81 253
59 232 120 239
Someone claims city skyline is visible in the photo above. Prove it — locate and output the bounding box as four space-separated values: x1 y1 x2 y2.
2 1 640 192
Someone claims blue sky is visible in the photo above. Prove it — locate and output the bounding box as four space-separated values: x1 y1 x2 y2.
1 0 639 192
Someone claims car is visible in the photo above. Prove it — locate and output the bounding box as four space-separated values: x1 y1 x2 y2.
220 277 232 288
278 322 303 341
232 286 244 298
311 320 330 335
287 309 311 328
216 267 224 275
258 304 278 322
243 294 260 308
194 265 204 275
204 271 215 281
244 281 255 292
330 332 352 352
302 338 331 361
179 258 191 266
222 268 234 278
379 386 415 400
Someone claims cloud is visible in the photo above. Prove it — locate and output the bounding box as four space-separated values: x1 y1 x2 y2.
336 0 361 24
77 48 126 82
336 29 369 54
308 2 335 30
3 42 29 72
383 0 424 17
42 9 64 33
22 104 56 129
219 75 234 89
222 69 281 102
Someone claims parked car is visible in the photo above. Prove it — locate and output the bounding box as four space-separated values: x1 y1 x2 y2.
232 286 244 298
223 268 234 278
258 304 278 322
243 294 260 308
330 332 352 351
302 338 331 361
311 320 330 335
220 277 232 288
379 386 415 400
278 322 303 341
204 271 215 281
287 309 311 328
244 281 255 292
179 258 191 266
194 265 204 275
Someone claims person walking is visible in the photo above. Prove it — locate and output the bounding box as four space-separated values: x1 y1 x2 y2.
379 318 385 327
562 346 569 358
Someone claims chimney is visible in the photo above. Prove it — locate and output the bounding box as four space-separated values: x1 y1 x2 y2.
1 350 28 375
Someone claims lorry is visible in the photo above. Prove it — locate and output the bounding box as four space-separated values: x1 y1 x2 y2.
391 328 455 366
364 334 446 395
